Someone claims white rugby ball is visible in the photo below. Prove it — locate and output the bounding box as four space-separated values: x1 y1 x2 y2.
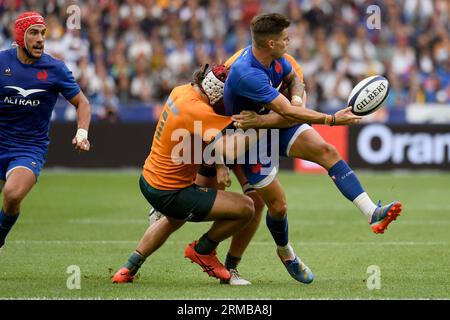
348 75 390 116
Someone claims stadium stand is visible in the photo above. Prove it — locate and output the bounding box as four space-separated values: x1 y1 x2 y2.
1 0 448 123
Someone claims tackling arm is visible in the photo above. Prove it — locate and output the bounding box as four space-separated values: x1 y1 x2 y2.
232 110 298 129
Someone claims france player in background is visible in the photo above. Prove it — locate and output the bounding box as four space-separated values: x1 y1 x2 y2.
0 12 92 253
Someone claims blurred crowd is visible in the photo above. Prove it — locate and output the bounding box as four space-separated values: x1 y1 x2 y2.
0 0 449 122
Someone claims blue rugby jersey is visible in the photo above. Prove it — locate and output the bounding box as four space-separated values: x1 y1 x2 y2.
0 48 80 153
223 46 292 116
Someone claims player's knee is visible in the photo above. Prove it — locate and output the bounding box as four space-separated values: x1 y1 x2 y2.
314 142 340 167
240 195 255 222
321 143 339 159
269 200 288 217
252 195 265 219
2 186 23 210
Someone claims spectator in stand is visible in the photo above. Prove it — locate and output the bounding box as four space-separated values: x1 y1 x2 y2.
385 73 411 109
3 0 447 122
130 55 154 104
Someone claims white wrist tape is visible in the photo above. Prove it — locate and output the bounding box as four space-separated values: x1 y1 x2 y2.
75 128 88 143
291 95 303 105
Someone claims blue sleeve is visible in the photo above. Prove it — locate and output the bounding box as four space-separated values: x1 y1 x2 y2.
237 71 280 104
280 56 292 77
56 63 81 101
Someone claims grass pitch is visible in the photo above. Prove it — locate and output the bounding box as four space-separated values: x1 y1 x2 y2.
0 170 449 300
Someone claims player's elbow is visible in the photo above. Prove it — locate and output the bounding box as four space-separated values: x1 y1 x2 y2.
72 91 91 111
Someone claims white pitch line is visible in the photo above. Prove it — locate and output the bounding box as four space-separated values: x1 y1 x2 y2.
9 240 449 246
289 220 450 225
65 220 450 226
0 297 106 301
1 297 448 300
68 219 145 225
10 240 137 245
17 219 450 226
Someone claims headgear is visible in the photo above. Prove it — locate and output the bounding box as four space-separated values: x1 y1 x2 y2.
15 12 46 49
201 65 229 105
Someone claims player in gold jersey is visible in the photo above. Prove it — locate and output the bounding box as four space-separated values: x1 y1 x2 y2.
112 65 254 283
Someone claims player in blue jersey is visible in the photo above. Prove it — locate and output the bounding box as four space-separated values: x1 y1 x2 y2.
222 13 403 284
0 12 91 253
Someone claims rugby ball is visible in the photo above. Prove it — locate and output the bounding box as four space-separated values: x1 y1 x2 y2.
348 75 390 116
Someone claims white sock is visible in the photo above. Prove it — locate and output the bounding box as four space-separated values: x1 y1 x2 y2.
277 243 295 261
353 192 377 218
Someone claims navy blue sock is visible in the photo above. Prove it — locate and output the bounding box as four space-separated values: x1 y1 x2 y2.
123 251 146 276
225 253 241 270
328 160 364 201
0 209 19 247
266 212 288 246
195 233 218 255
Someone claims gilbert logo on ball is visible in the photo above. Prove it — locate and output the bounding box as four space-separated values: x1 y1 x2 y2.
348 75 390 116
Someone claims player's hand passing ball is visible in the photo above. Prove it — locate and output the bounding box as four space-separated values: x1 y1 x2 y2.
72 128 90 152
333 106 362 125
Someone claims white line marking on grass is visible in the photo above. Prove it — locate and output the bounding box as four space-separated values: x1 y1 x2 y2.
18 219 147 225
67 219 450 226
9 240 449 246
10 240 137 245
18 218 450 226
2 297 449 300
289 220 450 226
68 219 145 225
0 297 117 300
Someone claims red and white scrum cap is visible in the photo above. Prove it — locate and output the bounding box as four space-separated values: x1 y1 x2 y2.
201 65 229 105
15 12 46 48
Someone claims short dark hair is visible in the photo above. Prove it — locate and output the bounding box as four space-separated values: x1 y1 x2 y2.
250 13 291 48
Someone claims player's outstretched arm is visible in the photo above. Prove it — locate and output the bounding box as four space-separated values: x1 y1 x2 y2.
69 91 92 152
267 93 361 126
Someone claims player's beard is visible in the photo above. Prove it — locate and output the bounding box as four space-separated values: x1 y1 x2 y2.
24 45 43 60
30 44 44 58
